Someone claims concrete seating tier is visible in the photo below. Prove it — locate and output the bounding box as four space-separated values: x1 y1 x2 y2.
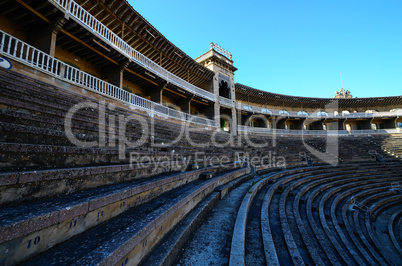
359 192 402 265
0 165 250 265
0 70 253 266
303 135 402 163
140 172 255 266
0 70 243 175
381 135 402 159
388 210 402 258
214 162 402 265
2 69 400 175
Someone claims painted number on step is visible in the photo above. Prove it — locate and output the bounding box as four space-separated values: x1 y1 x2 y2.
27 236 40 249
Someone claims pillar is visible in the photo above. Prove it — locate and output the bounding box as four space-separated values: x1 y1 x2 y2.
30 15 68 56
106 59 130 88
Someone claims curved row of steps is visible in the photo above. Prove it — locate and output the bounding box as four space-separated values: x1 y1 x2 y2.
0 165 250 265
227 162 402 265
143 173 258 265
145 163 402 265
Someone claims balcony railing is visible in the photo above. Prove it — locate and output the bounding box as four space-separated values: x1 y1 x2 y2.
0 30 216 128
50 0 216 102
236 102 402 119
219 96 234 108
237 125 401 135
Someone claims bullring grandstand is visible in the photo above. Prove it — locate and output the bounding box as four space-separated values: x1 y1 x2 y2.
0 0 401 265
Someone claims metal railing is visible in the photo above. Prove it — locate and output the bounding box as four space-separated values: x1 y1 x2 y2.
349 196 369 212
390 182 401 192
236 102 402 119
50 0 216 102
237 125 401 135
219 96 234 108
0 30 216 127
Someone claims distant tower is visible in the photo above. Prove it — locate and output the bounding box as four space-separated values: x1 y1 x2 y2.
334 71 353 98
334 87 353 98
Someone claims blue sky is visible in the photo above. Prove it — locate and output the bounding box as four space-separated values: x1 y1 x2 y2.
129 0 401 98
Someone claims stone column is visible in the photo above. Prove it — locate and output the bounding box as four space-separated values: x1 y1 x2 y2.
231 106 237 135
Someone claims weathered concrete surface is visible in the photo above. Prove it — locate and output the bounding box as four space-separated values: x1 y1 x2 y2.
175 176 261 265
140 174 253 266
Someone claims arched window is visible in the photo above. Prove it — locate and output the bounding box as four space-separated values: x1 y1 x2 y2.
218 79 231 98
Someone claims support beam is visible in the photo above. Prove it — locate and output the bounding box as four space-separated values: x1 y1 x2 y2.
179 96 194 114
205 101 218 123
125 68 159 86
49 15 68 55
61 30 119 65
28 13 68 56
87 3 99 12
112 1 125 14
105 59 130 88
147 82 166 104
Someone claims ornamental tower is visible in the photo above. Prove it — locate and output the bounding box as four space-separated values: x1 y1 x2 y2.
196 43 238 133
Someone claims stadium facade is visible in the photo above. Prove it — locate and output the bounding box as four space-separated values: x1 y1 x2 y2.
1 0 401 136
